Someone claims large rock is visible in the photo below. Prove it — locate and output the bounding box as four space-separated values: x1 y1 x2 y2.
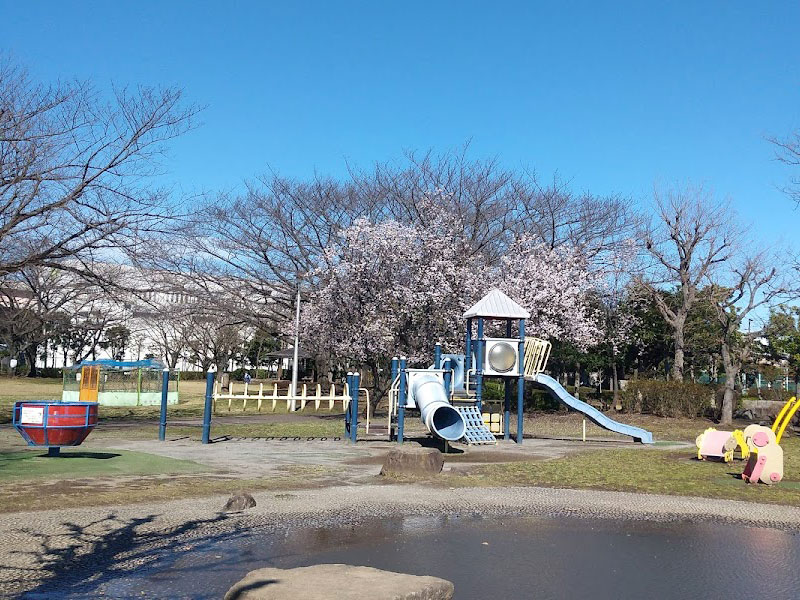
224 564 454 600
223 492 256 511
380 446 444 477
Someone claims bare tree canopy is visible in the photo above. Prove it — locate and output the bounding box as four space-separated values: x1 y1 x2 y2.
0 58 197 282
638 183 739 381
184 148 639 332
768 130 800 204
708 248 795 424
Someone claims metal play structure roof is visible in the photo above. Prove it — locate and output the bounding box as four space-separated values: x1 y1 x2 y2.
463 289 530 319
66 358 166 370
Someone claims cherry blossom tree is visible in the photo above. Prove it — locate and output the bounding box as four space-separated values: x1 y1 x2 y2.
496 236 601 349
300 202 602 400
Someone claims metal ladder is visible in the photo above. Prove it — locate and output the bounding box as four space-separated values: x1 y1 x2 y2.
457 406 496 445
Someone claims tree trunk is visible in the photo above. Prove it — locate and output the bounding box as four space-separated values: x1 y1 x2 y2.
612 361 620 410
25 345 38 378
574 363 581 400
719 340 737 426
672 315 686 381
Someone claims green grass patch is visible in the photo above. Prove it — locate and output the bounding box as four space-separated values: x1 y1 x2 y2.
0 473 328 513
443 437 800 506
0 448 209 479
168 420 345 439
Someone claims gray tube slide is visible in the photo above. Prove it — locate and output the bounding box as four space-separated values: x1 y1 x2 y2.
410 374 467 441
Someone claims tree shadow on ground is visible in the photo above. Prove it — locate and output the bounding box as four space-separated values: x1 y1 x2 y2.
1 510 242 598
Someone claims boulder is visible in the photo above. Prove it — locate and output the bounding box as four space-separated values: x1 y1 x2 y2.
224 564 454 600
380 446 444 477
223 492 257 511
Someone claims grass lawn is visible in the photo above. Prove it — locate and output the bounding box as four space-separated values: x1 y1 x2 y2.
165 420 347 440
520 412 745 444
440 436 800 506
0 445 342 513
0 471 330 513
0 448 209 479
0 377 325 422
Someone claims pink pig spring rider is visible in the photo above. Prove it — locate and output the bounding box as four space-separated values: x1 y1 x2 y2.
741 425 783 485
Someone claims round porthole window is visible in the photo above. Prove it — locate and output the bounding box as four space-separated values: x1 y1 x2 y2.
488 342 516 373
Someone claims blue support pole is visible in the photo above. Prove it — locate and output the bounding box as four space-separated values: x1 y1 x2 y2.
201 369 216 444
345 372 353 438
434 342 442 369
398 357 407 444
390 357 399 441
350 372 360 443
159 368 169 441
443 358 452 399
465 318 473 370
476 317 484 412
517 319 526 444
504 320 512 440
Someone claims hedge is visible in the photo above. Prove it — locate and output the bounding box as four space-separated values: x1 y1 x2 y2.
620 379 713 418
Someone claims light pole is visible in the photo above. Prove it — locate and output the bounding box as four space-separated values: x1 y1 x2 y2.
290 285 301 411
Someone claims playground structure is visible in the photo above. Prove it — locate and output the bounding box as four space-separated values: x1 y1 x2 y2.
212 379 372 433
189 290 655 446
374 289 655 445
62 359 179 407
695 427 749 462
12 400 98 457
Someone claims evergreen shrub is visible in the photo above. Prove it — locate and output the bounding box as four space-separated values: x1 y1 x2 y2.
620 379 713 418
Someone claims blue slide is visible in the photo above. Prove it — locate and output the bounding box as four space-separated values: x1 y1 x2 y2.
531 373 654 444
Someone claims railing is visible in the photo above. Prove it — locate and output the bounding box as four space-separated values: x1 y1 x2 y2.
213 381 371 433
523 336 551 377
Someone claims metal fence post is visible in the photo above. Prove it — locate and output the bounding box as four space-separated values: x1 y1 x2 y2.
517 319 526 444
351 372 360 443
344 372 353 439
398 357 407 444
202 368 216 444
159 368 169 441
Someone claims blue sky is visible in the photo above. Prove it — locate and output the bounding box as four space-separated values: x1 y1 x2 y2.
2 1 798 242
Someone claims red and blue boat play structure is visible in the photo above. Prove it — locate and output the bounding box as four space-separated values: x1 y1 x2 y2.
12 401 99 457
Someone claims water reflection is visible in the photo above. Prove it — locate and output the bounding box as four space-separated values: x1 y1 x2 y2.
61 515 800 599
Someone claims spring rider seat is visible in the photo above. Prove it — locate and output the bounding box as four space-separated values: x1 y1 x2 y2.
695 427 749 463
741 424 783 485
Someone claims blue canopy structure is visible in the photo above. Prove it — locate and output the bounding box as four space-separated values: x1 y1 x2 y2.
67 358 165 370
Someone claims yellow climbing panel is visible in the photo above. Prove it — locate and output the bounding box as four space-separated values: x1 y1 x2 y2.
772 396 800 445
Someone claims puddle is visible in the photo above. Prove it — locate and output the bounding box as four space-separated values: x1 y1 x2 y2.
22 514 800 599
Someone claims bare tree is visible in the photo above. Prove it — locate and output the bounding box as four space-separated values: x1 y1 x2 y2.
0 58 197 283
182 149 637 339
768 130 800 204
184 313 250 373
708 249 793 425
638 184 738 380
140 308 193 369
0 265 125 373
